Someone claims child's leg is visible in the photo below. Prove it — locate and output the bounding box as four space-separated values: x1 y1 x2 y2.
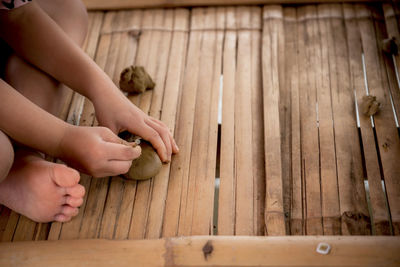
4 0 88 115
0 0 88 222
0 130 14 183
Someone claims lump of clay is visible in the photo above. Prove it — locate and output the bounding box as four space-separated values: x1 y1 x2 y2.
360 95 380 116
382 37 398 55
119 66 156 94
118 131 162 180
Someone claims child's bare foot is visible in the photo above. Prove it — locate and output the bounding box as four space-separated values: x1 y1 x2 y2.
0 150 84 223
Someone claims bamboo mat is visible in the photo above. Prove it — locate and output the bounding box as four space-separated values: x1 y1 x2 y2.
1 2 400 241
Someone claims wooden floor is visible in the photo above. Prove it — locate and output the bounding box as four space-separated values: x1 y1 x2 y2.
1 2 400 242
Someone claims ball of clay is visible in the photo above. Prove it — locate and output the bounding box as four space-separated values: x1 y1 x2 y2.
360 95 380 116
382 37 398 55
119 65 156 94
118 131 162 180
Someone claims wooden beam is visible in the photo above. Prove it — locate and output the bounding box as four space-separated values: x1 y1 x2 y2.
0 236 399 266
83 0 384 10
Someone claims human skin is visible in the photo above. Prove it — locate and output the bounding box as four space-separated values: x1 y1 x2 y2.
0 0 177 222
0 1 178 163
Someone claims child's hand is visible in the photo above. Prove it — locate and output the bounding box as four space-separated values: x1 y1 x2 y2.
94 92 179 163
57 125 141 177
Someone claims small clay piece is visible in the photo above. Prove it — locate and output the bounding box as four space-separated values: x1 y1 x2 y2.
118 131 162 180
119 65 156 94
360 95 380 116
382 37 398 55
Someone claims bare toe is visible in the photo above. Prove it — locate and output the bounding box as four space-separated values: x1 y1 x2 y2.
50 164 80 188
60 205 79 217
65 184 85 198
65 196 83 208
54 214 72 222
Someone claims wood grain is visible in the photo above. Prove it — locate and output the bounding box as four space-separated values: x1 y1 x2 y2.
262 5 286 235
83 0 381 10
1 236 400 266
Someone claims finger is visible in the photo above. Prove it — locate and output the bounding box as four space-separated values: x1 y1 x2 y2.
149 118 179 153
169 133 179 154
99 127 130 145
132 124 168 162
105 142 141 161
103 160 133 176
145 119 172 161
64 196 84 208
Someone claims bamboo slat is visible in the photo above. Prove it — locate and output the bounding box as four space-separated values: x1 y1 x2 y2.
344 3 390 235
83 0 381 10
181 7 223 235
297 5 323 235
139 8 175 239
250 6 266 236
316 4 341 235
128 8 165 240
235 6 255 235
145 8 189 239
162 8 203 238
262 5 286 235
283 7 303 235
326 4 370 235
357 4 400 235
1 236 400 266
217 7 237 236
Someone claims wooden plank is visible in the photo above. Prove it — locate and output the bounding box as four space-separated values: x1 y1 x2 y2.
217 7 237 236
326 4 370 235
191 6 224 235
98 10 144 240
171 8 213 236
235 6 254 235
357 4 400 235
283 7 303 235
316 4 341 235
262 5 286 235
145 8 189 239
128 9 167 240
143 7 176 239
382 3 400 122
177 7 223 236
250 6 266 236
12 216 36 241
343 3 390 235
83 0 381 10
276 4 291 236
297 5 323 235
108 9 143 240
0 206 11 241
162 8 203 238
1 236 400 266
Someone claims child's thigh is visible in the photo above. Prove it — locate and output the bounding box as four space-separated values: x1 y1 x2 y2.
0 130 14 182
36 0 88 45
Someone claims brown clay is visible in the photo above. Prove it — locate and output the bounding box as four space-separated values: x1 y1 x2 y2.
382 37 398 55
360 95 380 116
118 131 162 180
119 65 156 94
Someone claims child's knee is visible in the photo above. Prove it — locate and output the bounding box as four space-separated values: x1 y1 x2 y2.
37 0 88 46
0 131 14 183
67 0 89 46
